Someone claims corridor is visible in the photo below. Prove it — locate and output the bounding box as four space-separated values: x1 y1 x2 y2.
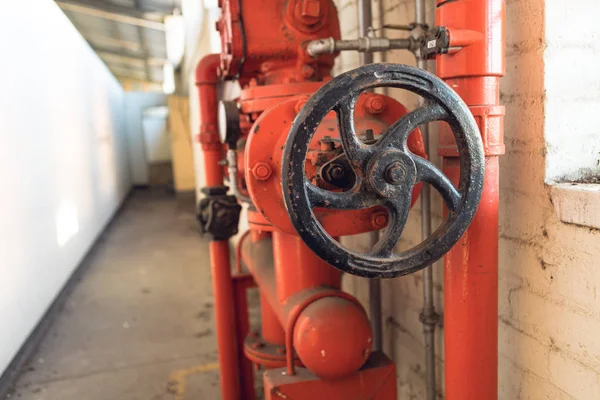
9 191 221 400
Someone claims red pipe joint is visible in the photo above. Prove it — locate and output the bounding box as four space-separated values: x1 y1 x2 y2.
241 234 373 379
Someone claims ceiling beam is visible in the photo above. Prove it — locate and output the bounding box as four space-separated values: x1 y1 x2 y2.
86 34 143 53
96 48 167 67
55 0 166 31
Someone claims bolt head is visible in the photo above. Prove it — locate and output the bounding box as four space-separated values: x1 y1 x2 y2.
252 162 272 181
296 0 321 25
372 212 389 228
330 166 345 179
366 96 386 114
385 162 406 185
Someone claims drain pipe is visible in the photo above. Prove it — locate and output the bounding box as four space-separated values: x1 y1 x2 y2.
358 0 383 354
413 2 439 400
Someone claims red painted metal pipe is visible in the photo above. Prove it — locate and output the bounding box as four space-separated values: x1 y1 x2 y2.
436 1 505 399
196 54 240 400
271 231 342 302
241 233 373 379
209 241 240 400
196 54 224 187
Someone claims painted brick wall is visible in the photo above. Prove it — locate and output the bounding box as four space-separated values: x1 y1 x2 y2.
335 0 600 398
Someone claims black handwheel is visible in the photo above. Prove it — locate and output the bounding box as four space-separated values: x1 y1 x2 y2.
282 64 485 278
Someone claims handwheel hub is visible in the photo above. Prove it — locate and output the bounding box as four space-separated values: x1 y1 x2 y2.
367 150 416 198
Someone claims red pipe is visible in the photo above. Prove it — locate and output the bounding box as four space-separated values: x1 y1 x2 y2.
241 234 373 379
196 54 224 187
436 1 505 399
196 55 240 400
271 231 342 302
209 241 240 400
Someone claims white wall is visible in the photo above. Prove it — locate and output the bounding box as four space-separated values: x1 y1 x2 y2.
123 93 167 184
544 1 600 182
142 107 172 163
0 1 131 376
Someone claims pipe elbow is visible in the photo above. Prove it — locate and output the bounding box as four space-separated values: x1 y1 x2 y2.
196 54 221 85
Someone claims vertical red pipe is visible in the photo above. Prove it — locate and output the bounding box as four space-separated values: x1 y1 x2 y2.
233 276 257 400
436 1 505 399
196 54 225 187
196 54 240 400
260 293 285 345
271 231 342 302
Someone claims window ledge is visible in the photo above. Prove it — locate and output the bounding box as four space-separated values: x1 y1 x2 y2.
551 183 600 230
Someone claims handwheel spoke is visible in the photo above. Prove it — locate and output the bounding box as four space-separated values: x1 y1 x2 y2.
335 100 374 177
412 155 461 212
306 181 379 210
371 194 412 258
376 103 448 151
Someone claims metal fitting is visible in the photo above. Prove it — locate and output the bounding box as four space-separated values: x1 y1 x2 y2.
300 64 315 79
306 36 416 57
227 149 252 203
371 212 389 229
385 162 406 185
252 162 273 181
365 95 386 114
296 0 321 25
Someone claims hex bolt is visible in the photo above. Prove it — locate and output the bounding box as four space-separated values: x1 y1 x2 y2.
330 166 345 180
252 162 272 181
365 96 387 114
300 64 315 79
372 212 389 228
385 162 406 185
297 0 321 25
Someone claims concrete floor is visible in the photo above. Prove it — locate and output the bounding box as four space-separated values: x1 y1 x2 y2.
9 190 225 400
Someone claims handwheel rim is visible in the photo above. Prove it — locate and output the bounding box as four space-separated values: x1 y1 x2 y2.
282 63 484 278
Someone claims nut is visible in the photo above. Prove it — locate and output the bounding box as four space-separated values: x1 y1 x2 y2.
372 212 389 228
365 95 386 114
385 162 406 185
296 0 321 25
252 162 272 181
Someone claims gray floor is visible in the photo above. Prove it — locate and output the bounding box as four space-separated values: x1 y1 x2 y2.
9 190 224 400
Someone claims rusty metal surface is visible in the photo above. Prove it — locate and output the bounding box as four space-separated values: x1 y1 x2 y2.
282 63 485 278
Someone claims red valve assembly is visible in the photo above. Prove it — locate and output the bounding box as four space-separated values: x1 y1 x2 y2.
195 0 504 399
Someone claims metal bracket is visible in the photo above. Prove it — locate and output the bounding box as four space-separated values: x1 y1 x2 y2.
420 26 451 59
